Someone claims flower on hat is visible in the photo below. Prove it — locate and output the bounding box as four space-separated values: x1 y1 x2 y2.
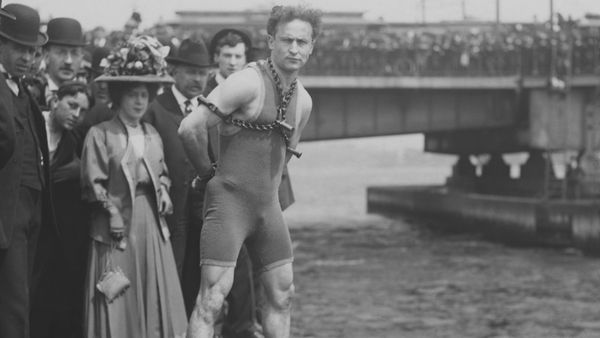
100 35 171 78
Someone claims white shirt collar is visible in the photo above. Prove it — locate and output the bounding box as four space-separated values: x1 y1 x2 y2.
0 63 19 96
42 74 61 106
171 85 199 115
216 72 226 85
45 75 59 92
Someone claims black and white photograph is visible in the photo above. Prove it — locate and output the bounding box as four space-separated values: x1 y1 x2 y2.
1 0 600 337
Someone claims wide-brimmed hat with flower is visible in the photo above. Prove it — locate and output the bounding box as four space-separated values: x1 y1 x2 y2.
95 35 174 84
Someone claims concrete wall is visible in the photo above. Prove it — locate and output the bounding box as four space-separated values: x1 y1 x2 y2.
367 186 600 251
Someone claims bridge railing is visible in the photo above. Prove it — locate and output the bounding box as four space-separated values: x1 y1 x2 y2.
302 45 600 78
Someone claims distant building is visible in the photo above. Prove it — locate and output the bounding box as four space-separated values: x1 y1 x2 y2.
168 10 377 33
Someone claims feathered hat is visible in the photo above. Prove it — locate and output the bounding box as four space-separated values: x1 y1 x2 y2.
95 35 174 84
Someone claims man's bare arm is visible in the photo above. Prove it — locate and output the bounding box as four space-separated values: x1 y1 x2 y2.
286 85 313 163
178 105 217 175
178 68 261 174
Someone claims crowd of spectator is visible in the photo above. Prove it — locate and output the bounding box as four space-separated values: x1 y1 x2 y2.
82 12 600 78
304 21 600 77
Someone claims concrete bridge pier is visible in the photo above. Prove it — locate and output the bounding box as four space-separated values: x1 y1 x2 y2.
481 153 511 179
520 150 554 180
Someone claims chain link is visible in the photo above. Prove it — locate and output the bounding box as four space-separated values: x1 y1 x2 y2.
199 58 301 157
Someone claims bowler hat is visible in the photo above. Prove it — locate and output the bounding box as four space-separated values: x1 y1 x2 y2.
165 39 212 68
209 28 252 62
0 0 15 20
0 4 46 47
47 18 86 47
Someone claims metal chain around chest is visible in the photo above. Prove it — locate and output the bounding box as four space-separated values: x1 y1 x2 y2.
224 58 297 132
199 59 302 157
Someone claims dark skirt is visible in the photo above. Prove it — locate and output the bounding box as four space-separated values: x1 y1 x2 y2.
84 192 187 338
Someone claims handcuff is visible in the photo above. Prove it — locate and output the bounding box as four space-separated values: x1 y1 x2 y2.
191 162 217 190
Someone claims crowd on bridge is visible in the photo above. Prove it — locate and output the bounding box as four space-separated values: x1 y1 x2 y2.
77 12 600 78
306 21 600 77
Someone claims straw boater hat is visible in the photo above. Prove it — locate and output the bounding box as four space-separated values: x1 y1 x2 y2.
95 35 174 84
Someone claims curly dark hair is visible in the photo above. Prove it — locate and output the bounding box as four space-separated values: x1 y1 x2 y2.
215 32 248 55
266 5 323 40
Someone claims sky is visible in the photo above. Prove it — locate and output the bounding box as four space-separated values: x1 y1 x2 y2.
4 0 600 30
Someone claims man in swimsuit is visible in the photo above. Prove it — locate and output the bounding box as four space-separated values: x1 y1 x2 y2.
179 5 322 338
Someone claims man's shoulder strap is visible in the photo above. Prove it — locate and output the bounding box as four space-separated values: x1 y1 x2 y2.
245 60 267 76
197 95 229 121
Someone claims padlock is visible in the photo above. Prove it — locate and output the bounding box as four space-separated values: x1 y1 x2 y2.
287 147 302 158
276 120 294 132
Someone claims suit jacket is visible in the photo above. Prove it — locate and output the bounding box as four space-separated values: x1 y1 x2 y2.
81 117 171 245
31 126 91 316
0 73 55 249
0 94 14 169
83 101 114 128
50 129 89 251
145 88 197 238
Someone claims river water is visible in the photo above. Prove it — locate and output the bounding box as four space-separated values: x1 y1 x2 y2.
285 135 600 338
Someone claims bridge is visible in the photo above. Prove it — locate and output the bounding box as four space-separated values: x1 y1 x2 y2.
298 69 600 250
302 70 600 195
301 74 597 148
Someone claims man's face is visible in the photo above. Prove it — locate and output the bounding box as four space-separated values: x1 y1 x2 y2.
51 92 89 131
155 25 171 45
268 19 314 74
92 28 106 40
172 65 208 99
90 80 109 106
215 42 247 78
124 19 138 37
45 44 83 84
0 40 36 77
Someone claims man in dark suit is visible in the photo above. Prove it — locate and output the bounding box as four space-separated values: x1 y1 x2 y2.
144 39 212 313
0 89 14 168
0 5 16 170
0 4 55 338
31 82 91 338
30 18 88 338
42 17 86 108
82 46 113 127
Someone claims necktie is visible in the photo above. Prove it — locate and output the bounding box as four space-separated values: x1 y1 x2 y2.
184 99 192 116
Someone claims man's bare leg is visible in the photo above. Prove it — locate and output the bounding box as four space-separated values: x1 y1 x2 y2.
260 262 294 338
187 265 235 338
